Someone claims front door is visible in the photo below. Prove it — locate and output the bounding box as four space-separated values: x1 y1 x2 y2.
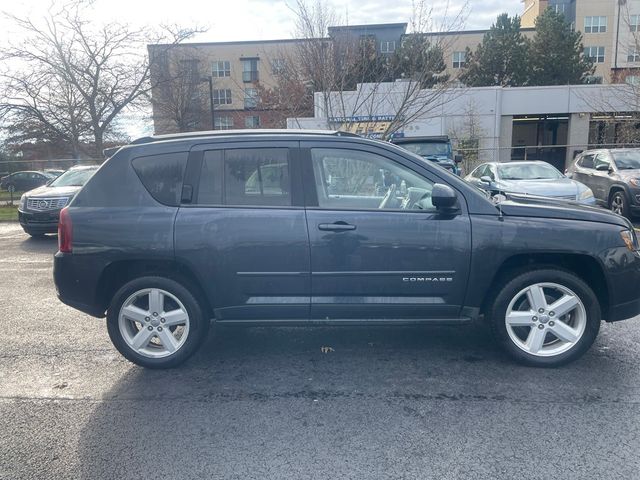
302 144 472 321
174 142 310 321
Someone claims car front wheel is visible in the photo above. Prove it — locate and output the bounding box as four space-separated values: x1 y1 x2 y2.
610 191 630 217
488 269 601 367
106 276 210 369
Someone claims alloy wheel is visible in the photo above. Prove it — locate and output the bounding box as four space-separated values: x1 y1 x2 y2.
611 194 624 215
505 282 587 357
118 288 190 358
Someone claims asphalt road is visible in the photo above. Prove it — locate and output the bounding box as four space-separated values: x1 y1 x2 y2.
1 223 640 480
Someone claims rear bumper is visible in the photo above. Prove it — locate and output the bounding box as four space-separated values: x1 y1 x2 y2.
54 252 105 318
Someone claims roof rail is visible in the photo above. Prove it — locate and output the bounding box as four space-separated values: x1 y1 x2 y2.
128 129 360 147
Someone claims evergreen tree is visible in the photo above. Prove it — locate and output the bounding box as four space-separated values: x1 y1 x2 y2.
529 9 594 85
460 14 530 87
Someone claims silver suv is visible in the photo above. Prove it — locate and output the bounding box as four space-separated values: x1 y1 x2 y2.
567 148 640 218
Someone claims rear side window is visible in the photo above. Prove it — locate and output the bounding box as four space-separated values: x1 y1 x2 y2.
197 148 291 207
132 152 188 206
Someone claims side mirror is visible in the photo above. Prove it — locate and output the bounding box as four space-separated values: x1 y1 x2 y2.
432 183 458 211
454 154 463 164
595 164 609 172
480 175 493 185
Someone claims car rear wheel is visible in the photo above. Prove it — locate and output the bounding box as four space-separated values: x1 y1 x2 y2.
488 269 601 367
610 191 630 217
106 276 210 369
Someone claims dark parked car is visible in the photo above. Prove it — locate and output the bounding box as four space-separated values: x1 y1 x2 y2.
566 148 640 217
391 136 463 175
18 165 98 237
54 130 640 369
0 171 53 192
466 161 596 205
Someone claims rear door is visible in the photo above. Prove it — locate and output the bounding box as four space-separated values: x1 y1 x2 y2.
571 153 600 200
302 142 472 321
174 141 311 321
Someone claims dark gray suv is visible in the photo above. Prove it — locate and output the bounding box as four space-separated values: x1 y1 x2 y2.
567 148 640 218
54 130 640 369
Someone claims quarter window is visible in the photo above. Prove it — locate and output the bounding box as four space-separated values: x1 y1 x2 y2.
132 152 188 206
311 148 435 211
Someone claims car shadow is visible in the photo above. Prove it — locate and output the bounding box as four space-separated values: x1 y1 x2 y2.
75 323 627 478
18 233 58 254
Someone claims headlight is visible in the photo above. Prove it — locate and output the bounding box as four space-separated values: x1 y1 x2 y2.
620 229 639 251
629 178 640 187
19 194 26 210
578 188 594 200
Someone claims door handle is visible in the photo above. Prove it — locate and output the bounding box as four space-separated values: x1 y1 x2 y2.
318 222 356 232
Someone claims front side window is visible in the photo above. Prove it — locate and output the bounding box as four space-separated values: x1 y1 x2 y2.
584 46 605 63
594 153 611 170
311 148 435 211
452 51 467 69
213 89 232 105
197 148 291 207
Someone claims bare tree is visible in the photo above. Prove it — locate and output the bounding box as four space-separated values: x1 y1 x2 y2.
0 1 204 157
268 0 468 139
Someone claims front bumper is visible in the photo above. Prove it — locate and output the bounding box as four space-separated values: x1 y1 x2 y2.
18 209 60 233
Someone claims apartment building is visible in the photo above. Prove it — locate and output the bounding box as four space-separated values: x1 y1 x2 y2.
148 1 640 134
148 39 299 134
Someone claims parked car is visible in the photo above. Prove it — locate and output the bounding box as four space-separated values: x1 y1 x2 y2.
18 165 98 237
54 130 640 369
466 161 595 205
391 136 463 176
0 171 53 192
566 148 640 218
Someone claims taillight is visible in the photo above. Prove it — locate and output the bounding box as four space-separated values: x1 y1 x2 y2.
58 207 72 253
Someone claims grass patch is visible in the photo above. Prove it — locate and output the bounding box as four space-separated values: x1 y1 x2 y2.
0 204 18 221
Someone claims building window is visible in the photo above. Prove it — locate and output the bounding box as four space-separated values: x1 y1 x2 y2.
380 41 396 54
553 4 565 15
584 16 607 33
271 58 286 74
584 46 605 63
628 48 640 63
242 58 259 82
214 116 234 130
452 51 467 69
631 15 640 32
245 115 260 128
585 75 603 84
626 75 640 86
212 61 230 77
212 89 232 105
244 88 258 109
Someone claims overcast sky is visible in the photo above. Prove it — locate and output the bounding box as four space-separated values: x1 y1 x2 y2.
1 0 523 44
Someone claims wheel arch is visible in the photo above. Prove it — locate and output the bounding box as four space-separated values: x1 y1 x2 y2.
607 183 629 204
481 253 610 320
95 259 214 319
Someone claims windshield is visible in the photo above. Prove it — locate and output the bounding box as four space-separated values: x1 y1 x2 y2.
613 151 640 170
399 142 451 158
49 168 97 187
497 163 563 180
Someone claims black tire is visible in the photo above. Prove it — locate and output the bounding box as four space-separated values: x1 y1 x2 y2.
487 269 601 367
609 190 630 218
107 276 210 369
